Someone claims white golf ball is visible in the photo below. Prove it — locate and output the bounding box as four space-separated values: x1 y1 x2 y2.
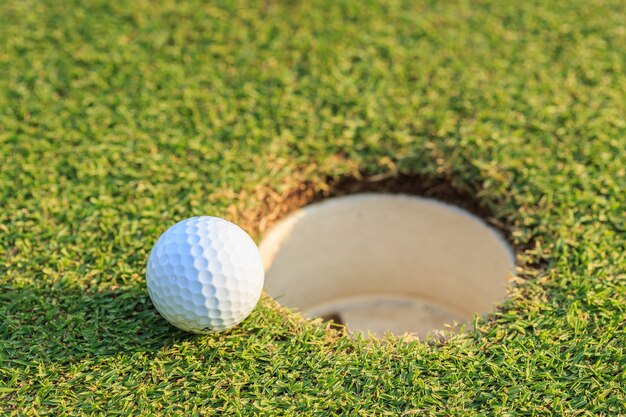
146 216 264 333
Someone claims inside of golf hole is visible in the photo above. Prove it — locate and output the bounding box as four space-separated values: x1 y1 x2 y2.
259 193 515 338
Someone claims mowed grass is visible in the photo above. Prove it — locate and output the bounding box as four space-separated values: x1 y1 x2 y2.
1 0 626 415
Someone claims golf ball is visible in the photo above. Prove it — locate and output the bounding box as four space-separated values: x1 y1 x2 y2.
146 216 264 333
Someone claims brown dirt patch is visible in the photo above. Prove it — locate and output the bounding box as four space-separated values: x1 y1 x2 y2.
233 172 513 246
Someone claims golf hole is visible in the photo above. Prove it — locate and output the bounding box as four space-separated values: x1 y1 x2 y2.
259 193 515 338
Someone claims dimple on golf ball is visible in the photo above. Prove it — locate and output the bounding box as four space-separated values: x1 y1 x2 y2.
146 216 264 333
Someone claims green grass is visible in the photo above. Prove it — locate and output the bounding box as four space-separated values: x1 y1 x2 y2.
1 0 625 414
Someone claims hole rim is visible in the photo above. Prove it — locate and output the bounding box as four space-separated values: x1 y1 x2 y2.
259 191 516 338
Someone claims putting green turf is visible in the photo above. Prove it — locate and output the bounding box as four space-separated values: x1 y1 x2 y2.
1 0 625 414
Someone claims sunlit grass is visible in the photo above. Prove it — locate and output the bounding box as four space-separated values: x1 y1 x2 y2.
1 0 625 414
